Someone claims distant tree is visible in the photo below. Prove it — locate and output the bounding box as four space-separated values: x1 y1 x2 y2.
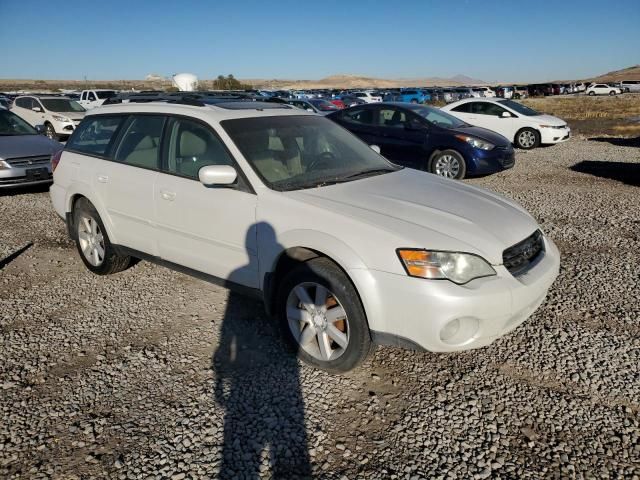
211 73 252 90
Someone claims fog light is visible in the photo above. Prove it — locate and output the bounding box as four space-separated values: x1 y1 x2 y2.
439 317 480 346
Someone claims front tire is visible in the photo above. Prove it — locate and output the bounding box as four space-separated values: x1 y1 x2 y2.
73 198 132 275
44 123 58 141
515 128 540 149
277 257 373 373
588 91 595 96
428 150 467 179
609 90 616 96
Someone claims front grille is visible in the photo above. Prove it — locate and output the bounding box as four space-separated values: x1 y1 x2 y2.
6 156 51 167
503 230 545 276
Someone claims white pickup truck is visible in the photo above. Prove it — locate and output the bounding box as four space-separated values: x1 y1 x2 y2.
78 89 117 110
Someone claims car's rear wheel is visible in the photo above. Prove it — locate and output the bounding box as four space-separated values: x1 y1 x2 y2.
515 128 540 149
428 150 466 179
277 257 373 373
73 198 132 275
44 123 58 141
609 90 616 96
588 91 595 96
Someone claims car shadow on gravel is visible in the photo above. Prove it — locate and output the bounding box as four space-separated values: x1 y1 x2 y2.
0 183 50 197
588 136 640 148
212 223 312 480
570 160 640 186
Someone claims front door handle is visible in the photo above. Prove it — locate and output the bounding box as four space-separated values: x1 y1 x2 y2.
160 190 176 201
97 175 109 183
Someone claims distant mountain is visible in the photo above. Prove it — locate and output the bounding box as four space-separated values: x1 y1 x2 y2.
242 73 488 89
588 65 640 82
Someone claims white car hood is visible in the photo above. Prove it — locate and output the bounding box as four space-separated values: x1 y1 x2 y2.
287 169 540 264
530 114 566 126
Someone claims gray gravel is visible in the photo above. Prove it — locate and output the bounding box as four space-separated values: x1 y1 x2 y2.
1 137 639 479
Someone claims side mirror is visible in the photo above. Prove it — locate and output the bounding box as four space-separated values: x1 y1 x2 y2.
199 165 237 187
370 145 381 154
32 107 43 113
35 125 45 135
306 108 314 112
500 111 511 118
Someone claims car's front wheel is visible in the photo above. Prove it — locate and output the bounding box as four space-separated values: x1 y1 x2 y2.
428 150 467 179
515 128 540 149
73 198 132 275
588 91 595 96
44 123 58 141
277 257 373 373
609 90 616 96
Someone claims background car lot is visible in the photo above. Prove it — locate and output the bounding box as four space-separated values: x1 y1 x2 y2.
1 132 638 478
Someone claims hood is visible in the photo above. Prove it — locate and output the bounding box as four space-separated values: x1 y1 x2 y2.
286 169 540 264
529 114 566 126
452 124 511 147
0 134 63 160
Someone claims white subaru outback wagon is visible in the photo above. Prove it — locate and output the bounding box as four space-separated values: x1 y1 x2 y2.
50 98 560 372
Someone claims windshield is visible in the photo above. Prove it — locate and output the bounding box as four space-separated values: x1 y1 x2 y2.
41 98 86 113
408 105 467 128
498 99 540 116
96 91 117 99
0 110 38 135
222 115 400 191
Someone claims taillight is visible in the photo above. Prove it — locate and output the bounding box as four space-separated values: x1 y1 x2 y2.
51 150 63 172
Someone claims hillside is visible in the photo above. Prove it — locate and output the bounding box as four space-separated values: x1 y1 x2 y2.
240 74 487 89
588 65 640 82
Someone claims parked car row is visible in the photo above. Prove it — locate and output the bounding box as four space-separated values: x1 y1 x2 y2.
47 96 560 372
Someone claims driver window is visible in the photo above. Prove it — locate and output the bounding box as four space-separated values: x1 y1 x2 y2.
471 102 507 116
88 92 97 101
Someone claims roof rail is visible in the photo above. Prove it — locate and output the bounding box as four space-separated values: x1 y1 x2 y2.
102 91 262 107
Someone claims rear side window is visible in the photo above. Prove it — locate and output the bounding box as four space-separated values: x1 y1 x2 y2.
113 115 165 169
452 103 471 113
67 116 125 156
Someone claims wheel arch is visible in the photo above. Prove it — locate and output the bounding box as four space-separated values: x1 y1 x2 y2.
65 189 118 244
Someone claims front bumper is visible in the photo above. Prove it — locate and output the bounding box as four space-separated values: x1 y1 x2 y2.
53 119 81 136
540 127 571 144
350 237 560 352
468 146 515 175
0 164 53 188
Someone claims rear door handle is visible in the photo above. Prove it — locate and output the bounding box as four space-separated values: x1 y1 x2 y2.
97 175 109 183
160 190 176 201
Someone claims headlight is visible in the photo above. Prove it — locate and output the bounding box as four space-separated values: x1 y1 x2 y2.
397 249 496 285
0 160 10 170
454 134 495 151
52 115 70 122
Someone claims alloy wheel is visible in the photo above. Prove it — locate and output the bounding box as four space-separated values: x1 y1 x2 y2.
45 125 55 139
518 131 536 148
286 282 349 362
77 215 105 267
434 154 461 178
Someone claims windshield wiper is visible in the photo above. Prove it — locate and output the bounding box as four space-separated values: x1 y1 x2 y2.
340 167 399 181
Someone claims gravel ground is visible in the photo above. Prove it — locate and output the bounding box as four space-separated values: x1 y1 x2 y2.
1 137 639 479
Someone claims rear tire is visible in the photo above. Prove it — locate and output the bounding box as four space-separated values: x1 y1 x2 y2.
73 198 132 275
609 91 616 96
588 91 595 96
515 128 540 149
276 257 373 373
428 150 467 179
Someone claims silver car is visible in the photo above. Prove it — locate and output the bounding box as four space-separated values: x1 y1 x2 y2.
0 109 63 188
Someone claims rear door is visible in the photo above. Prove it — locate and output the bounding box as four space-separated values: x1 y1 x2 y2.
375 106 427 168
334 106 378 146
154 116 259 287
102 114 165 255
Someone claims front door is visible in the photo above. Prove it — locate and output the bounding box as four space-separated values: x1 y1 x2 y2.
154 116 259 288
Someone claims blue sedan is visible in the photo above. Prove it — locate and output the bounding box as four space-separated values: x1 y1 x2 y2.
327 102 514 179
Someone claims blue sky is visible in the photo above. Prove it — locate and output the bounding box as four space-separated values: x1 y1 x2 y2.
1 0 638 82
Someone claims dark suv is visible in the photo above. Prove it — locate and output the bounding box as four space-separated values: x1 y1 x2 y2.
327 102 514 180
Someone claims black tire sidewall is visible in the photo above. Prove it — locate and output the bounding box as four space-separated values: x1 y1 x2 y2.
73 198 127 275
276 258 372 373
429 149 467 179
515 128 540 150
44 123 57 141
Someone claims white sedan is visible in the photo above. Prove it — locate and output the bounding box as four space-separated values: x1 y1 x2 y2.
353 91 382 103
441 98 570 149
585 84 621 96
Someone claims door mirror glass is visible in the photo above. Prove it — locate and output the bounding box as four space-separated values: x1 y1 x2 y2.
370 145 381 154
32 107 42 112
199 165 237 187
